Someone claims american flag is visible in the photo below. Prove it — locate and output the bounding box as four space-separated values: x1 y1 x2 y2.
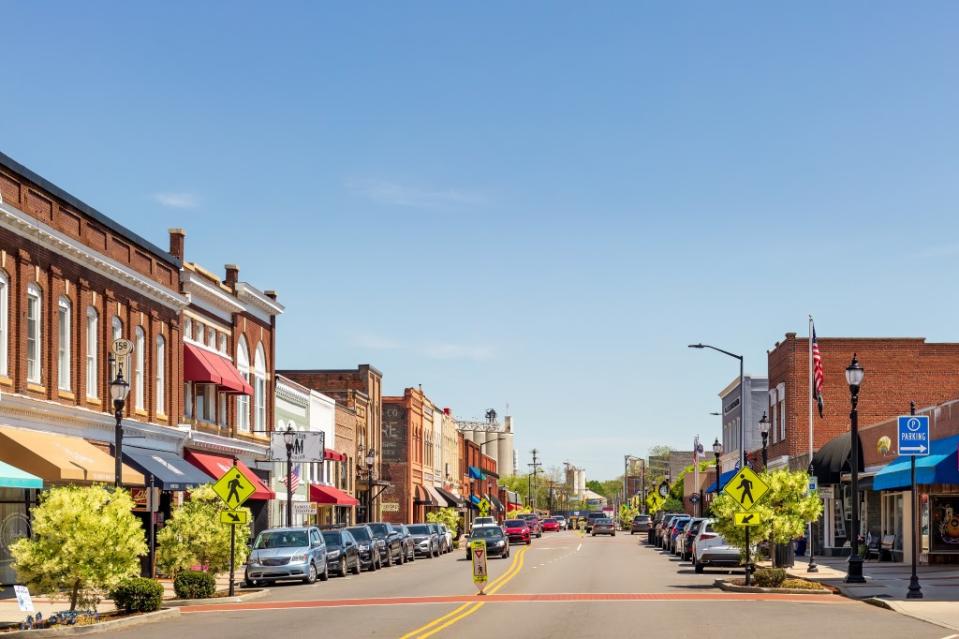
812 326 824 418
282 464 301 492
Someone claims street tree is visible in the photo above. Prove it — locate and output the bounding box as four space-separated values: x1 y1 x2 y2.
10 485 147 611
711 470 822 558
156 484 250 576
427 507 464 542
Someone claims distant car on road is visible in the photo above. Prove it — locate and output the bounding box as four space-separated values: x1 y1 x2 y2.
245 526 329 586
553 515 568 530
472 516 497 530
585 512 607 533
437 523 454 553
541 517 561 532
466 525 510 559
630 514 651 534
591 518 616 536
518 514 543 538
503 519 532 545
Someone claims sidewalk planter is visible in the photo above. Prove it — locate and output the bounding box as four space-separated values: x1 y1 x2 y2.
0 608 180 637
715 578 833 595
172 571 216 599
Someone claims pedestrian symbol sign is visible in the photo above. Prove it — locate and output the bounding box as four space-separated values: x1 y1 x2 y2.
471 539 488 593
477 498 491 516
213 467 255 509
898 415 930 456
219 509 250 525
723 467 768 511
734 512 762 527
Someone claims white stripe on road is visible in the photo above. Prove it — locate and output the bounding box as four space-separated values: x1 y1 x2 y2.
576 543 582 551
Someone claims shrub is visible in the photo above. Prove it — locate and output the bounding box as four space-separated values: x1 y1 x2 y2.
752 567 786 588
110 577 164 613
781 578 826 590
173 570 216 599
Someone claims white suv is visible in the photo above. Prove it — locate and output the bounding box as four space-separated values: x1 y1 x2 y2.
692 519 741 573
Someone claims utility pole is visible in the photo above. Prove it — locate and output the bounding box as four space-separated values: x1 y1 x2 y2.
528 449 543 510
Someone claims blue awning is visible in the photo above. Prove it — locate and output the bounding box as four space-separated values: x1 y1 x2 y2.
470 494 481 505
0 460 42 489
874 434 959 491
706 469 738 493
468 466 486 480
123 447 213 491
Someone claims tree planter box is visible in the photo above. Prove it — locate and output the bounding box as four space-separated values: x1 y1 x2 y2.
715 579 834 595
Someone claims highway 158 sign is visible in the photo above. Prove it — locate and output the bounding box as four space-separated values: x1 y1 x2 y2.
898 415 930 456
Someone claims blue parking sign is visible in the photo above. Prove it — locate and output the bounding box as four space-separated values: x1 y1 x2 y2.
898 415 930 456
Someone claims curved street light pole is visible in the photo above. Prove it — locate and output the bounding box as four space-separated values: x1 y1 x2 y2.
689 344 745 468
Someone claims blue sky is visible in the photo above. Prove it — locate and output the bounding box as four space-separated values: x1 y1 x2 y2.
3 3 959 480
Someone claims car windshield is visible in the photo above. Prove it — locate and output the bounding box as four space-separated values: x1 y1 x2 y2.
254 530 309 549
408 525 430 535
675 520 690 530
471 527 504 539
634 515 649 521
347 527 372 542
321 532 342 547
369 524 389 536
597 518 612 524
505 520 526 527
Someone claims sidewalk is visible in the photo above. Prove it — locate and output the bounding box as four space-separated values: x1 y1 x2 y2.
0 573 233 625
783 555 959 632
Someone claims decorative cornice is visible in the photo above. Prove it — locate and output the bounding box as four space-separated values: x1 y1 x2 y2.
276 380 310 407
182 270 245 314
0 201 188 311
177 424 270 459
236 282 284 316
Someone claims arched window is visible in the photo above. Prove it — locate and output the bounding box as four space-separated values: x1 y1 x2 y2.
57 296 71 391
236 338 250 432
26 283 42 384
155 335 165 415
134 326 145 410
86 307 98 398
254 343 267 430
0 271 8 377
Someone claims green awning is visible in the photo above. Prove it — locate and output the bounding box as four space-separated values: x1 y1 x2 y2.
0 460 42 489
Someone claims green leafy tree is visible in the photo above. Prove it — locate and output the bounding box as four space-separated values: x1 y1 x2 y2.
156 484 250 576
11 485 147 611
427 507 464 541
712 470 822 558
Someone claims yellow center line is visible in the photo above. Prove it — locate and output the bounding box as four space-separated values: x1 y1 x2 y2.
399 546 528 639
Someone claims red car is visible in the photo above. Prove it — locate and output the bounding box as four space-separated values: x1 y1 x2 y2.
503 519 532 545
541 517 561 532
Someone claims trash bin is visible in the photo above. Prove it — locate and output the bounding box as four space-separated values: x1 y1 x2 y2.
795 536 807 557
774 541 795 567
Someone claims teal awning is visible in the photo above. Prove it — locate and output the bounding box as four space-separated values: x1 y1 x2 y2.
874 434 959 491
468 466 486 480
0 460 42 489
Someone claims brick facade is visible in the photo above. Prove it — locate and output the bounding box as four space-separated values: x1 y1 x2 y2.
380 387 426 524
766 333 959 468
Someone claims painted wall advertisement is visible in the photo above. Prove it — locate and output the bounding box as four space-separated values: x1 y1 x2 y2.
929 495 959 553
382 405 408 463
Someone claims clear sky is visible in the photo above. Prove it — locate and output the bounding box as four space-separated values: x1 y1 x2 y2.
3 3 958 480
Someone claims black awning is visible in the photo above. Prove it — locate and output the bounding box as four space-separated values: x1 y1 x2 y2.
436 486 465 508
811 432 864 485
489 494 505 512
123 447 212 491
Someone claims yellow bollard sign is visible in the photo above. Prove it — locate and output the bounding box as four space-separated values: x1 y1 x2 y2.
471 539 488 593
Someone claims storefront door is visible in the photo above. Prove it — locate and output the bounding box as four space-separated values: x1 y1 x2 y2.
881 492 904 555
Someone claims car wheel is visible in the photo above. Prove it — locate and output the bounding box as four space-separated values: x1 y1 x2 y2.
526 539 531 545
244 578 257 588
386 550 393 567
320 563 330 582
303 562 318 584
433 546 439 558
339 557 347 576
351 557 361 575
612 532 616 537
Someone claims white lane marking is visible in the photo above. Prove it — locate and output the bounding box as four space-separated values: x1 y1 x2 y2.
939 635 959 639
576 543 582 551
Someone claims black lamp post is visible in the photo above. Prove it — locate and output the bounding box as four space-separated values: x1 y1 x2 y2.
283 426 295 527
365 448 376 523
110 366 130 489
690 343 745 468
845 354 866 584
759 411 770 470
712 438 724 494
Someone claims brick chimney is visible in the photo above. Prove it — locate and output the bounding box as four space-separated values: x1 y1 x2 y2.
264 290 278 301
224 264 239 289
168 228 186 261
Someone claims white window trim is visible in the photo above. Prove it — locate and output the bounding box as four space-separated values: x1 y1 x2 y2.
58 296 71 391
236 339 251 433
86 307 98 398
155 335 165 414
134 327 145 410
0 272 8 377
26 283 42 384
253 343 267 431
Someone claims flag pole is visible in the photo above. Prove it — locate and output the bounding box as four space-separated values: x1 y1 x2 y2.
808 315 818 572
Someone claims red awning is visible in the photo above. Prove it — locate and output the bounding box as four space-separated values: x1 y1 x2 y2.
184 449 275 500
183 344 253 395
324 448 346 462
309 483 359 506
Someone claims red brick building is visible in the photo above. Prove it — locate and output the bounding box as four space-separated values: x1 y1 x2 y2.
461 436 500 522
765 333 959 470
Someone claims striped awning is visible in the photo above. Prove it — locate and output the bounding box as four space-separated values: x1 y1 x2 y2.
413 484 436 505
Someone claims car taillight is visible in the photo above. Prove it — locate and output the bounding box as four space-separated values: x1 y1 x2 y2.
700 533 717 540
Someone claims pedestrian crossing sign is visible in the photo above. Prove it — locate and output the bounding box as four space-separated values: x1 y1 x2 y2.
723 467 768 511
219 509 250 525
477 498 491 516
734 512 762 527
471 539 488 591
213 467 256 509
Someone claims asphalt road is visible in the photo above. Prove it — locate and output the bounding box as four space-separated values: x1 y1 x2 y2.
101 530 953 639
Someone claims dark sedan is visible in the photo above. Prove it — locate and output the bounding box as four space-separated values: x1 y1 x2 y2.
630 514 651 534
395 524 416 562
369 522 405 566
465 525 510 559
322 529 361 576
345 525 383 571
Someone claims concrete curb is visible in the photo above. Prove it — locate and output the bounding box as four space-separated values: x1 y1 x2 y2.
1 608 180 637
862 598 959 633
714 579 832 595
164 588 270 607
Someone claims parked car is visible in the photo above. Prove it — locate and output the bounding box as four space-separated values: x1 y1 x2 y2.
472 516 497 530
245 526 329 586
407 523 440 557
541 517 561 532
322 529 361 576
662 515 687 550
585 512 607 533
591 517 616 536
369 522 405 566
437 523 454 553
630 514 652 534
503 518 532 545
426 523 449 554
679 518 704 560
655 513 682 546
668 517 692 553
465 525 510 559
692 520 740 573
395 524 416 562
346 525 383 571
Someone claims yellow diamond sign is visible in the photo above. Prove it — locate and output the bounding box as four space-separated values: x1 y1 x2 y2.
723 467 769 511
212 467 256 510
734 511 762 527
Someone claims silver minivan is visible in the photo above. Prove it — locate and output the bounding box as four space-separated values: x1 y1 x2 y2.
245 526 329 586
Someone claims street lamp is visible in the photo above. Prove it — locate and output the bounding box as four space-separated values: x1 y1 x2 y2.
712 438 724 493
758 411 770 469
283 426 296 527
689 343 745 467
365 448 376 524
110 366 130 488
845 354 866 584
